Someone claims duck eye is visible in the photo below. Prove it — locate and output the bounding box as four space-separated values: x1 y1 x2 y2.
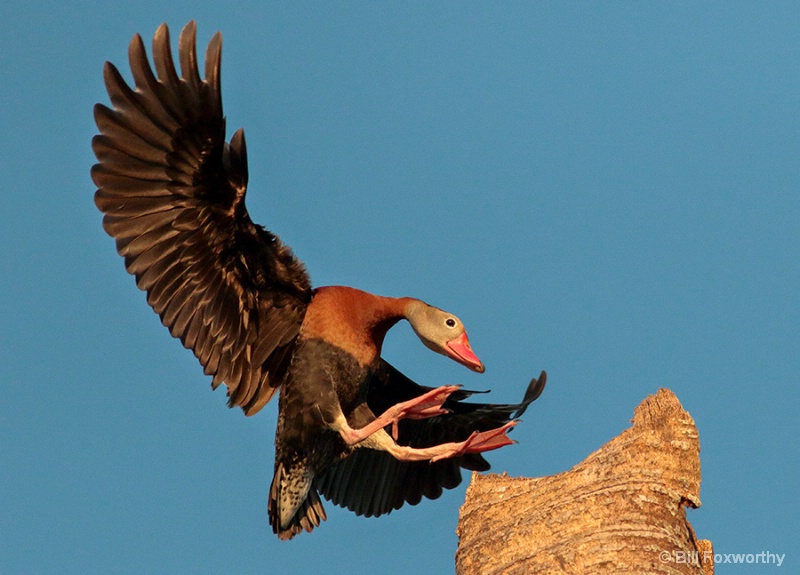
445 318 457 328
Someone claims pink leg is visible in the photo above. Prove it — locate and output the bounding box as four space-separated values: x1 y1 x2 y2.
387 420 518 463
429 421 518 462
340 418 519 464
338 385 462 445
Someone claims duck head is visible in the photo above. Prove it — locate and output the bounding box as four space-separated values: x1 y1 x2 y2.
405 300 485 373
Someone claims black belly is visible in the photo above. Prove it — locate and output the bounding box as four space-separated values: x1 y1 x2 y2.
276 337 372 451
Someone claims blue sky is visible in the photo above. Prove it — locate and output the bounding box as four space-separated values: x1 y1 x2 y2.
2 2 797 573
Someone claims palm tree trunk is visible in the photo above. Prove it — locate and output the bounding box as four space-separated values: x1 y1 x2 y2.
456 389 713 575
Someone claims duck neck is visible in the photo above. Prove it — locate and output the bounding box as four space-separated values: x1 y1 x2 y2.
368 295 416 353
308 286 416 365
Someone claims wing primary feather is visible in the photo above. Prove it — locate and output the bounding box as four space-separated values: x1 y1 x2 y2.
204 32 223 117
151 24 181 91
178 21 203 95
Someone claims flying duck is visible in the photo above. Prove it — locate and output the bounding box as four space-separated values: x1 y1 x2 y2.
91 21 546 540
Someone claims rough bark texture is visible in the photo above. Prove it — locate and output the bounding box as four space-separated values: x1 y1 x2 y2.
456 389 713 575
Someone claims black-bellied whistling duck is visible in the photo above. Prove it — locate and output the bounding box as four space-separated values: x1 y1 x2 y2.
92 21 547 540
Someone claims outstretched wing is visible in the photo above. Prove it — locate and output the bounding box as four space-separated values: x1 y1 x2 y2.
92 21 312 415
314 363 546 517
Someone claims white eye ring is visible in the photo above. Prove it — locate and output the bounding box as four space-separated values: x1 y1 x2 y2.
445 318 457 328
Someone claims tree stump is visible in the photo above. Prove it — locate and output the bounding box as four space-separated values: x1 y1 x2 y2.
456 389 713 574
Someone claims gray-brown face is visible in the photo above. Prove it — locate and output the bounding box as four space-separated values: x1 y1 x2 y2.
405 301 485 373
